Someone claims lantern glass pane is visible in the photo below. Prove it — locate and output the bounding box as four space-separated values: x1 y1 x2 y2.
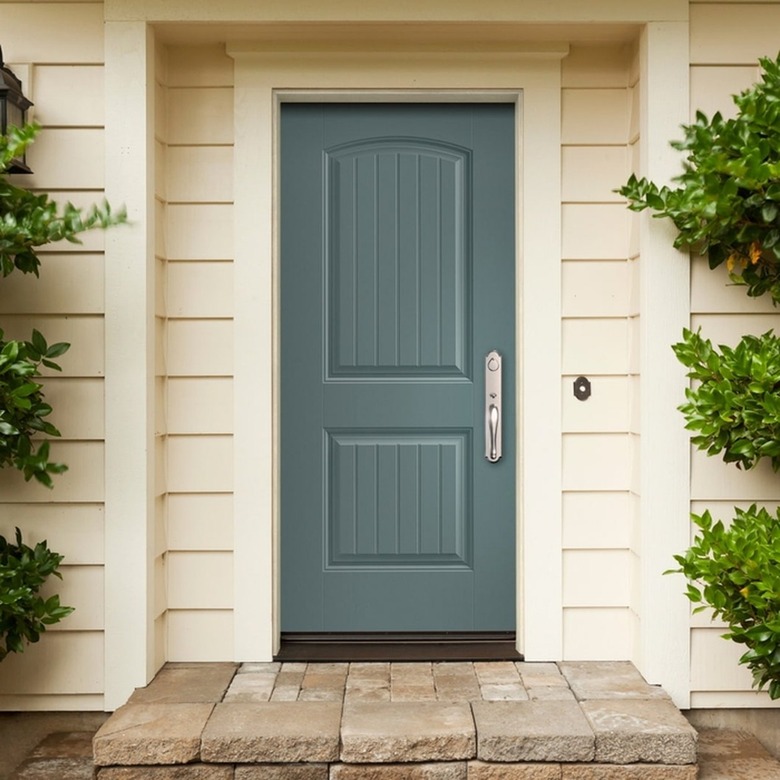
6 102 23 129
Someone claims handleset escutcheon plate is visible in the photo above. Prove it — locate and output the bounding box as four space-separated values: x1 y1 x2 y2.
485 350 502 463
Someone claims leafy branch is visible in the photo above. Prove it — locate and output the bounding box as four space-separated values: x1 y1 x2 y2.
619 52 780 302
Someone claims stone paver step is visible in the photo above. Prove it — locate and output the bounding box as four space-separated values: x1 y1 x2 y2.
89 661 701 774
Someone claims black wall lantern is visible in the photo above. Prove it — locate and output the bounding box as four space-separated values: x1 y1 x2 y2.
0 45 33 173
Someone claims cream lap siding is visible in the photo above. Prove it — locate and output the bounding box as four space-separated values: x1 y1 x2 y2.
164 44 235 662
688 1 780 707
0 2 106 711
560 44 636 661
154 40 169 673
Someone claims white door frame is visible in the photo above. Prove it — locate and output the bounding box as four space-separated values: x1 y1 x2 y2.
227 44 567 662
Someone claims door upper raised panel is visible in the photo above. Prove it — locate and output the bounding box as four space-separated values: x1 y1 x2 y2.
326 139 471 380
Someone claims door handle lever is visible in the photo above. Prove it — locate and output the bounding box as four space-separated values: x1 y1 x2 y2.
485 350 502 463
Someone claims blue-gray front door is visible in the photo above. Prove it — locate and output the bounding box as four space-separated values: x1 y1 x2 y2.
280 103 515 632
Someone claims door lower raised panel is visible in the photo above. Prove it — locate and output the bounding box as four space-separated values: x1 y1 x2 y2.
281 103 516 632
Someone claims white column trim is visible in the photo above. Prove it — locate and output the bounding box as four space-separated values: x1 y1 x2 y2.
638 21 691 708
228 47 565 661
104 21 157 711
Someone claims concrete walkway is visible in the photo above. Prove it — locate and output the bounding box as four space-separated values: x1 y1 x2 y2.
86 660 701 778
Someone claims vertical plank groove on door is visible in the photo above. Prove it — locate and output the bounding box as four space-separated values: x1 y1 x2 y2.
437 158 443 366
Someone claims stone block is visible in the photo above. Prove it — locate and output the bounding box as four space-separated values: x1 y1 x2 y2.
200 702 341 763
270 685 301 702
561 766 698 779
581 700 697 764
93 703 214 766
340 702 476 763
129 664 237 704
558 663 668 702
480 683 529 702
331 763 467 779
515 663 562 678
237 662 280 674
224 673 276 702
473 700 595 763
235 765 328 779
474 662 523 685
390 684 438 702
468 761 563 779
98 767 233 780
527 687 576 702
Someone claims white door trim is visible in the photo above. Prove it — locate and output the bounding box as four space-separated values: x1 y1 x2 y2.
227 45 566 661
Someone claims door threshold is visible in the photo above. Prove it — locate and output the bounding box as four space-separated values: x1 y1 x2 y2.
275 632 522 662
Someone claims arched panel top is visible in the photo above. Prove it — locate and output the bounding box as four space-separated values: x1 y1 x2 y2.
325 136 472 380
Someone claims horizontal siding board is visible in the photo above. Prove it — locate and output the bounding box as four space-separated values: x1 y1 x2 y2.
0 254 104 314
563 550 631 607
34 65 105 127
0 631 103 694
156 377 167 435
0 315 103 377
561 318 629 374
562 375 630 433
167 146 233 203
691 448 780 502
690 313 780 346
0 504 103 564
561 146 627 203
167 262 234 317
167 204 234 260
690 65 760 121
563 607 632 660
562 491 632 550
156 140 167 200
42 565 104 630
167 551 233 609
562 204 630 260
0 693 104 712
167 319 234 376
168 493 234 551
561 44 631 88
562 260 630 317
43 377 104 440
690 4 780 64
167 87 234 145
691 256 776 313
690 690 776 708
167 609 233 661
562 433 632 492
155 555 167 618
561 88 629 144
17 129 104 191
167 45 235 88
2 4 104 64
167 377 233 434
691 627 756 691
7 192 109 253
167 435 233 492
0 441 103 502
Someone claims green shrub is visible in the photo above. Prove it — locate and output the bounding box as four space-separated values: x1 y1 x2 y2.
619 52 780 303
0 528 73 660
0 123 125 485
673 328 780 471
0 328 69 487
670 505 780 699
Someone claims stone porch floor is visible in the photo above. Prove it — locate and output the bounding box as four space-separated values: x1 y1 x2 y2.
91 660 700 779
